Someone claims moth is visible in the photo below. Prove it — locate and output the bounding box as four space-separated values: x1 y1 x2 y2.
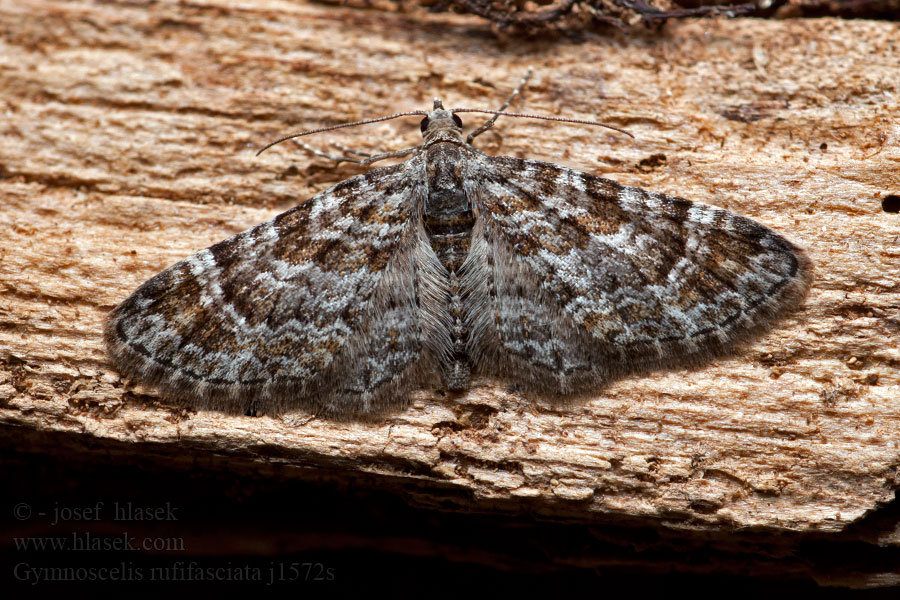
105 72 812 418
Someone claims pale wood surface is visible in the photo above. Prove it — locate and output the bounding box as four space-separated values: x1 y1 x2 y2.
1 0 899 581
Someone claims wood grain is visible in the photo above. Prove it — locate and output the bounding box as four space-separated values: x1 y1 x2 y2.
1 0 898 587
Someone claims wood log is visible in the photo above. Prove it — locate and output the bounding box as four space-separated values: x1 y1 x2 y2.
1 0 898 588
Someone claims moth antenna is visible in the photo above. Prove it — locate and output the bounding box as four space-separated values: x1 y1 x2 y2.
256 111 429 156
452 109 634 139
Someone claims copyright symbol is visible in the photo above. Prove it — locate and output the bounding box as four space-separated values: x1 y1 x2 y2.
13 503 32 520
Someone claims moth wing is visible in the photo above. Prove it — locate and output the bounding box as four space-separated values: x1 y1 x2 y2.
106 160 437 417
467 154 812 392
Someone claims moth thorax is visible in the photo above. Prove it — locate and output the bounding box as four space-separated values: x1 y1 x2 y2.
423 144 474 273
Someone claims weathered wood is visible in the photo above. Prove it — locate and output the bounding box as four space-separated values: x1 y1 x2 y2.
1 0 898 587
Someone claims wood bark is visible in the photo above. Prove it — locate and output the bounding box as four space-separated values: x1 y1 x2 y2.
1 0 899 588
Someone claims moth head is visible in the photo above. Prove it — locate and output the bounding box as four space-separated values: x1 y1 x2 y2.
420 98 464 139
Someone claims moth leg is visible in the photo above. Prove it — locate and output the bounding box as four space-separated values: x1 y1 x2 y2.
293 139 418 166
467 67 534 145
327 143 372 158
